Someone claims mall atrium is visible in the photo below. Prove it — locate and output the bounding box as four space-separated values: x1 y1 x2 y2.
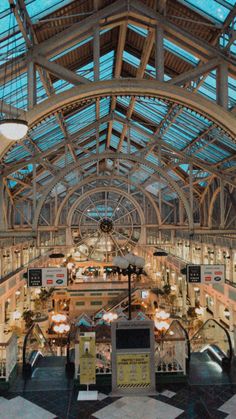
0 0 236 418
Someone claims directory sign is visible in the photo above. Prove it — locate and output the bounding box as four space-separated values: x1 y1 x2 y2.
28 267 68 287
187 264 225 284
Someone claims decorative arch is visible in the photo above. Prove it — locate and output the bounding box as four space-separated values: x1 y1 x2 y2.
26 79 236 139
67 186 146 226
53 175 162 227
33 152 193 230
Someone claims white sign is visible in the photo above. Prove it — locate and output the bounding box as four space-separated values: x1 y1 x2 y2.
201 264 225 284
28 267 68 287
187 264 225 284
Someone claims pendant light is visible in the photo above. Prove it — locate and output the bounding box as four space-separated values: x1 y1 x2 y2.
0 4 28 141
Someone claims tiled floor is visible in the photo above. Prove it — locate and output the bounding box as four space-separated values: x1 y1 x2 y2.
2 356 236 418
0 395 55 419
2 383 236 418
92 396 184 419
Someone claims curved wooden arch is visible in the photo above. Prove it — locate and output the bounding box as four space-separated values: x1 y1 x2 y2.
33 152 192 229
53 175 162 227
67 186 145 226
25 79 236 138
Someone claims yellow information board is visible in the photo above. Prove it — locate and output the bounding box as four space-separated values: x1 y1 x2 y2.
116 353 150 386
79 333 96 385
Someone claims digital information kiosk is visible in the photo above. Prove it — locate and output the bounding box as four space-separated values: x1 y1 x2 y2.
111 320 156 395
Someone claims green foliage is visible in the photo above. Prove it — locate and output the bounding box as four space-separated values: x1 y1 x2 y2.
39 287 55 301
22 309 34 329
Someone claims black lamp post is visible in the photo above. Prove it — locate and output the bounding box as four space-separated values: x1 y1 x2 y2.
113 254 145 320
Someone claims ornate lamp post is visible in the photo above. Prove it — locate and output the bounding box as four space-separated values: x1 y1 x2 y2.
113 253 145 320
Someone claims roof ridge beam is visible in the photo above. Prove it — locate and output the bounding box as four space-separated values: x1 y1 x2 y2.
35 0 128 59
130 0 236 72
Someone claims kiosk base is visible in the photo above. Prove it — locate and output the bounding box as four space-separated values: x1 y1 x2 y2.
77 390 98 401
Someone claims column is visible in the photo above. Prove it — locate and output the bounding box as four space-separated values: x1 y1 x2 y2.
27 60 36 110
155 25 164 81
216 62 228 109
213 294 220 320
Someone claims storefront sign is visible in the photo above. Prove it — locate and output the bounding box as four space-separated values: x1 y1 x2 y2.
28 267 68 287
187 264 225 284
79 333 96 385
116 353 150 386
187 265 201 283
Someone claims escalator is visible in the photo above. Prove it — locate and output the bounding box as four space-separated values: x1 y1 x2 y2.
189 319 232 384
95 288 140 315
23 323 55 376
18 323 74 390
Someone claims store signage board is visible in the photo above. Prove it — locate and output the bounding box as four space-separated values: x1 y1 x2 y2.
28 267 68 287
187 264 225 284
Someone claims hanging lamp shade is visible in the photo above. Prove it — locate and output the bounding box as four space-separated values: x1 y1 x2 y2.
0 118 28 141
0 5 29 142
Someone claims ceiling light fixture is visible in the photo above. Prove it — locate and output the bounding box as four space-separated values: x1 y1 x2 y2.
0 5 28 141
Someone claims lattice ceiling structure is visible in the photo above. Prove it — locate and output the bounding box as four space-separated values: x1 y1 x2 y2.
0 0 236 254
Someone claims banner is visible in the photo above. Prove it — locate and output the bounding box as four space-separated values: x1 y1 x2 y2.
28 267 68 287
187 264 225 284
116 353 150 386
79 333 96 385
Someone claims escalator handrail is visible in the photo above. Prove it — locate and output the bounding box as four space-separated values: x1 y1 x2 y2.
23 323 54 367
190 318 233 360
103 287 138 312
160 319 191 360
23 323 35 367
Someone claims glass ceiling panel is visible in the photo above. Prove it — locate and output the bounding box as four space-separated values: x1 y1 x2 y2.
179 0 232 23
128 24 199 65
164 39 199 65
146 153 160 166
53 79 74 95
197 72 217 102
25 0 73 21
4 145 31 164
99 97 110 118
66 103 96 133
0 72 28 110
218 32 236 57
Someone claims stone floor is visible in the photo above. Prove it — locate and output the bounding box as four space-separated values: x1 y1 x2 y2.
2 382 236 418
2 355 236 418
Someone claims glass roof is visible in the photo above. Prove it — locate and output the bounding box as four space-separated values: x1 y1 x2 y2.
179 0 234 23
0 0 236 204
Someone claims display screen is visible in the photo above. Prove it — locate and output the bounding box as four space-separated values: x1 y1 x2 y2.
116 328 150 349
